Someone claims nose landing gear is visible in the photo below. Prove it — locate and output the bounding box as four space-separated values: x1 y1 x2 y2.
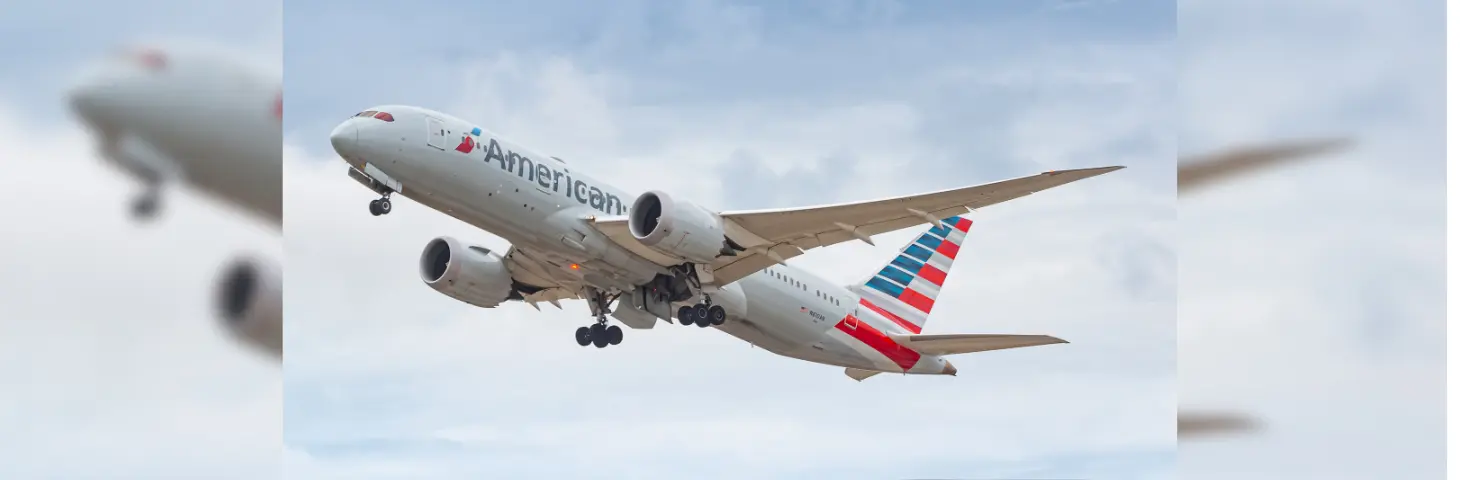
368 194 393 216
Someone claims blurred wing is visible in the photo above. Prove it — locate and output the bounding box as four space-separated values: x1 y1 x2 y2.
1179 138 1352 193
1178 411 1260 439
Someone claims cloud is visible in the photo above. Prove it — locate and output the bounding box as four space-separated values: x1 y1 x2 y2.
282 3 1175 477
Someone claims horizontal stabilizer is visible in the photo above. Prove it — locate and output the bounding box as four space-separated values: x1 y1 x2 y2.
888 333 1067 356
845 367 881 382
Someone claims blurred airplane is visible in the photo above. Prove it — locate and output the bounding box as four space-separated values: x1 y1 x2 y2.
66 43 281 360
1175 137 1352 439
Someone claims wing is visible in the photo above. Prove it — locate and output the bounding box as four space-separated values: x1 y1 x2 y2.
501 246 584 310
1177 411 1260 439
1179 138 1351 193
590 166 1123 286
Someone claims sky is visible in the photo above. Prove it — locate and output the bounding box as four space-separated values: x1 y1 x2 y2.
0 0 283 478
283 1 1176 479
1177 0 1444 478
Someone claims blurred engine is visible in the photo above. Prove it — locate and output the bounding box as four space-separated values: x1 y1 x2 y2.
419 236 516 308
213 255 282 358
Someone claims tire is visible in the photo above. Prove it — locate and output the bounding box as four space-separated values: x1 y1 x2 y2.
606 325 623 345
378 198 392 214
677 306 694 325
709 305 726 326
575 326 592 346
591 324 608 348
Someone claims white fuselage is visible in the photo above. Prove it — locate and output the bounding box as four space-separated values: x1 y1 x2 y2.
332 105 949 375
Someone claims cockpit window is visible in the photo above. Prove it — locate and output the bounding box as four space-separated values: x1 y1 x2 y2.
353 110 395 122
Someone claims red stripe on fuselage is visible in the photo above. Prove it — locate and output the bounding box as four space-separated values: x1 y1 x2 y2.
836 315 921 371
859 298 921 333
935 240 960 259
954 217 973 232
916 264 947 286
898 288 935 313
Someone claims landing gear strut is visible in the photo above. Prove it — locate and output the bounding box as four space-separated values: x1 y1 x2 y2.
576 289 624 348
676 294 726 328
368 193 393 216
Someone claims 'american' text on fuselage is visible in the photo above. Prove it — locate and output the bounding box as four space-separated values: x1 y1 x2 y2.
480 137 624 215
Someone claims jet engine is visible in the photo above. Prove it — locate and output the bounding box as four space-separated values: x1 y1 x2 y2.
628 190 738 264
213 255 282 359
419 236 516 308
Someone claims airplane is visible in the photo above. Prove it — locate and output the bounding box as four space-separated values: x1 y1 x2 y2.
65 43 282 359
1174 137 1353 439
329 104 1125 379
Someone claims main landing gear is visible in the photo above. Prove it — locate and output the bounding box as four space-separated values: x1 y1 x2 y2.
575 323 623 348
576 289 624 348
368 193 393 216
677 295 726 328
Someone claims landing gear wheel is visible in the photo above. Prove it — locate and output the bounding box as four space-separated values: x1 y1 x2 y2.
575 326 592 346
368 199 382 216
606 325 623 345
677 306 694 326
590 323 608 348
377 198 392 214
693 304 710 324
708 305 726 326
131 194 160 221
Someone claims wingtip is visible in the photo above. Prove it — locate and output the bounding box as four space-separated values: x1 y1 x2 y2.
1044 165 1126 175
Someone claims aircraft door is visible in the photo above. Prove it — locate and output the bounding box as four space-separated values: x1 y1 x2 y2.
426 117 447 150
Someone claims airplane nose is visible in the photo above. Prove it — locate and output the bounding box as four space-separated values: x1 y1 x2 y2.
329 121 357 155
65 77 109 124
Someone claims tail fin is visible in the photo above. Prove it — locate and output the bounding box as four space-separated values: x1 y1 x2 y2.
855 215 974 333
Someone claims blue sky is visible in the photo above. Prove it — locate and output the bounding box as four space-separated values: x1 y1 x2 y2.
283 1 1176 479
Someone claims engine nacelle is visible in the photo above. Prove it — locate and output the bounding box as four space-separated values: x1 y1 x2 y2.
213 255 282 359
419 236 516 308
628 190 733 264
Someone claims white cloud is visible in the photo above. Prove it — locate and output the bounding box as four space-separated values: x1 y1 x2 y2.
282 35 1175 478
0 101 281 478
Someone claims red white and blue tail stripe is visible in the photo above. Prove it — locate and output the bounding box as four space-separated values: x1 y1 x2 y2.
855 215 973 334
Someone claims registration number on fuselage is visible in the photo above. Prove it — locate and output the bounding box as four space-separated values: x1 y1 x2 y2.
806 310 826 322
